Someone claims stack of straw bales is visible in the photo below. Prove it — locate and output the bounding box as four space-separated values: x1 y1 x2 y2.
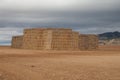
50 29 79 50
22 28 46 49
79 34 98 50
87 34 98 50
11 36 23 48
11 28 98 50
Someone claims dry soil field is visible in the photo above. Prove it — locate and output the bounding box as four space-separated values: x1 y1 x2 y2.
0 45 120 80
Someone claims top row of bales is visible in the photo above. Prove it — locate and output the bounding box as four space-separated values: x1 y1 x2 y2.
11 28 98 50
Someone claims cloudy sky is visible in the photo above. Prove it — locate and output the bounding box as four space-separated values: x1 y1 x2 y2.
0 0 120 45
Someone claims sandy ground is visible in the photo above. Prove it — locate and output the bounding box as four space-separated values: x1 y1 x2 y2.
0 46 120 80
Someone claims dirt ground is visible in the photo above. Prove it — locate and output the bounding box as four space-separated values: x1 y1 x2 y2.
0 45 120 80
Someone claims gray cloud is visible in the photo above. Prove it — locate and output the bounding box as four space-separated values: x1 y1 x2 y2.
0 0 120 45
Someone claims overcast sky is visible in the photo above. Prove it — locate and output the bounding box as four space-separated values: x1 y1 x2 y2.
0 0 120 45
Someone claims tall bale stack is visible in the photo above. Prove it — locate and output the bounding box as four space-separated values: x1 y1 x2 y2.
22 29 31 49
11 36 23 48
79 34 89 50
87 34 98 50
22 28 46 49
50 28 73 50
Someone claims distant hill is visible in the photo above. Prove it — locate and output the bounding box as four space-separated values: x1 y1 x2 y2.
98 31 120 40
